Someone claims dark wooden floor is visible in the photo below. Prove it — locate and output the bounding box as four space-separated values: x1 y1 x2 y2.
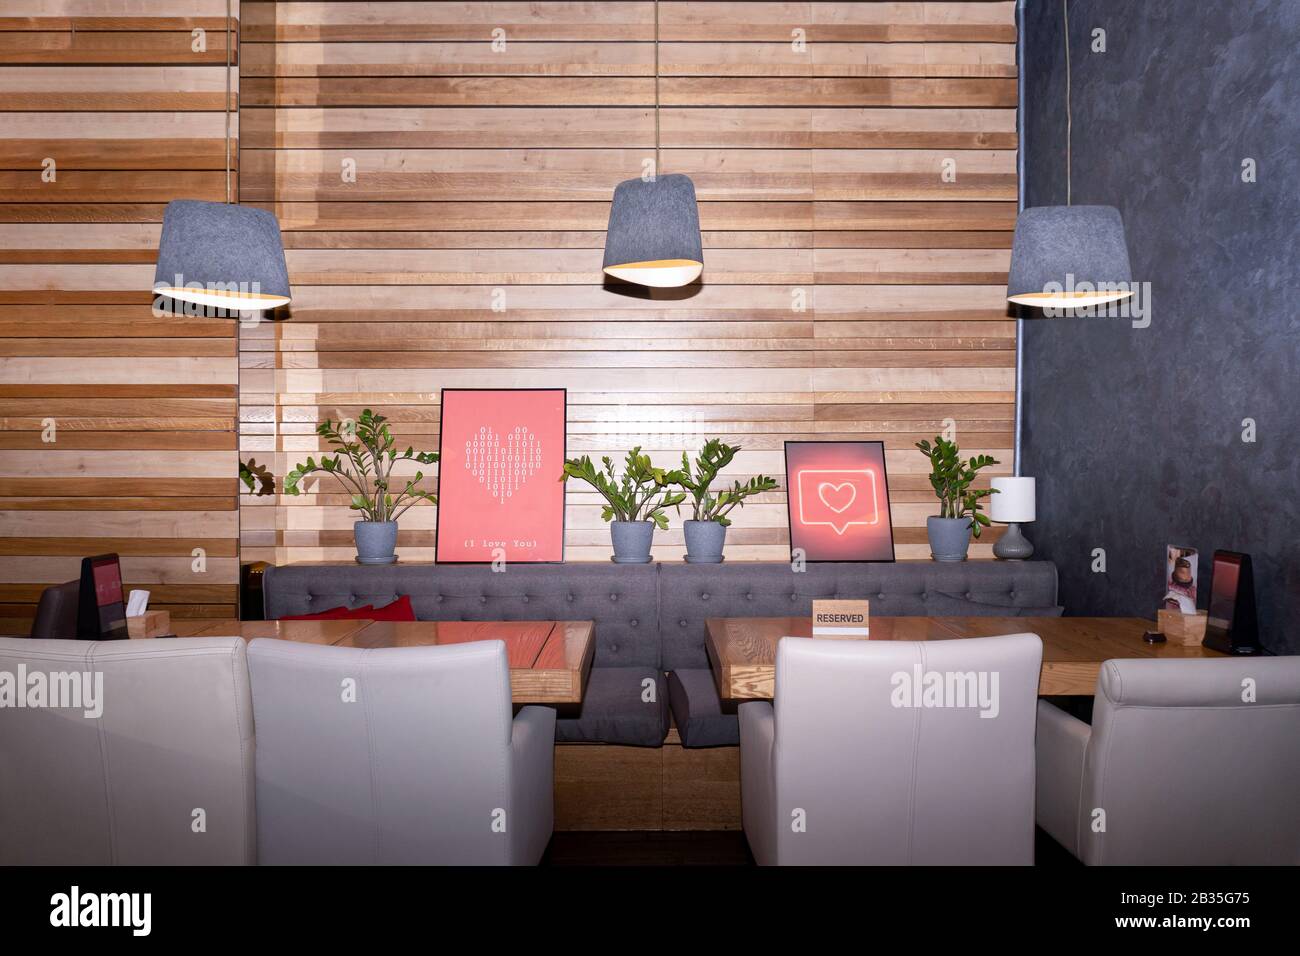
541 828 1081 866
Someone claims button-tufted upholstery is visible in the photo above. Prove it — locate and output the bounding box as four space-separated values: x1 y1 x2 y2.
262 561 1059 748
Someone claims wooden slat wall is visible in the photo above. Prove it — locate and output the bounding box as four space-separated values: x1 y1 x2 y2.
0 0 240 632
238 0 1018 565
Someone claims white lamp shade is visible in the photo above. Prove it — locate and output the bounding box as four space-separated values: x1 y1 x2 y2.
990 477 1035 523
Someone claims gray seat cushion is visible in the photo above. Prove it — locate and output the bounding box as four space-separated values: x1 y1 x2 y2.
667 668 739 748
555 666 669 747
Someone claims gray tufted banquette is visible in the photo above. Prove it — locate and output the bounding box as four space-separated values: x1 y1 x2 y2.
263 561 1060 748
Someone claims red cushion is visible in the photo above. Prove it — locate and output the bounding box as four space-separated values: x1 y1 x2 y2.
366 595 416 622
280 604 374 621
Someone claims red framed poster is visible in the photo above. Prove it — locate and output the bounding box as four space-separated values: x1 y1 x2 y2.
434 388 567 563
784 440 895 562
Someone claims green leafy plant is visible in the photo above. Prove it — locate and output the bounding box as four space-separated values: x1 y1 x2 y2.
283 408 439 522
672 438 779 526
914 436 1000 538
560 447 686 530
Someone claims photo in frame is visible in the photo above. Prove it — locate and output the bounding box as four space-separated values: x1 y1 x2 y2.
784 440 895 562
1163 544 1198 614
434 388 566 563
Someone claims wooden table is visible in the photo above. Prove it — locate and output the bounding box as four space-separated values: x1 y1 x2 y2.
171 618 595 705
705 616 1227 700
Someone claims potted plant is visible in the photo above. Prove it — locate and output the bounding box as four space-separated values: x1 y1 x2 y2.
560 448 685 564
915 436 999 562
672 438 779 563
284 408 439 565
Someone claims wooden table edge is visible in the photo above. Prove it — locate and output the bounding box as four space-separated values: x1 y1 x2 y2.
511 620 596 705
704 615 1225 701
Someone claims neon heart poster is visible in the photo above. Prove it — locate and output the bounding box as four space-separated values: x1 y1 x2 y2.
784 440 895 562
435 389 566 563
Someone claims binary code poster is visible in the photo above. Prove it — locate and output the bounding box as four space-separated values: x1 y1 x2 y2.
435 389 567 563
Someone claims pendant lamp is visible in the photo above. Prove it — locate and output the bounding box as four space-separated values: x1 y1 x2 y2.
1007 0 1132 310
601 0 703 288
153 199 291 312
1006 205 1132 307
151 2 291 315
602 174 703 287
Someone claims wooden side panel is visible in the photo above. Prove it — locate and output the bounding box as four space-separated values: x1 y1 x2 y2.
0 5 240 631
554 740 742 832
554 742 665 831
662 742 742 830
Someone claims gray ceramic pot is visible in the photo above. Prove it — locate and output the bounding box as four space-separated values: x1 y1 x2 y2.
354 520 398 565
683 519 726 563
610 520 654 564
927 516 972 562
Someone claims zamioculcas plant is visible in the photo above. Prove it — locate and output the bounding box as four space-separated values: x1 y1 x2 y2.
560 447 685 563
915 436 999 562
674 438 779 527
915 436 1000 534
284 408 439 563
672 438 780 563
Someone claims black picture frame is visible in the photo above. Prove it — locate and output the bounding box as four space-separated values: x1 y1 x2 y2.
783 440 896 564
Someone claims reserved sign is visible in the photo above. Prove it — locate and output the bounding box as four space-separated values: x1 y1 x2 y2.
812 599 871 638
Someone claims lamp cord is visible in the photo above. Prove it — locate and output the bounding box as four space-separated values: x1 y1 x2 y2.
654 0 660 178
225 0 232 203
1064 0 1071 205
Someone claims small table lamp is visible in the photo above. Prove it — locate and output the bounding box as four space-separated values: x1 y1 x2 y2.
990 477 1035 560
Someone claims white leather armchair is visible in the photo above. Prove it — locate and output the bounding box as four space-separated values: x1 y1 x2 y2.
1037 656 1300 864
0 637 255 865
740 633 1043 865
246 637 555 865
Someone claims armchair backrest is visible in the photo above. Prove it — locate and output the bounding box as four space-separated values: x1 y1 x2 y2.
29 580 78 640
246 637 516 864
0 637 255 865
771 633 1042 864
1081 656 1300 865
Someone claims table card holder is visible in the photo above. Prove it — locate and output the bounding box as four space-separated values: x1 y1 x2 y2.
812 599 870 639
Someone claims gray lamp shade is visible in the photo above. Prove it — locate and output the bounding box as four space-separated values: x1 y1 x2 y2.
602 173 703 288
153 199 291 312
1006 205 1133 308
